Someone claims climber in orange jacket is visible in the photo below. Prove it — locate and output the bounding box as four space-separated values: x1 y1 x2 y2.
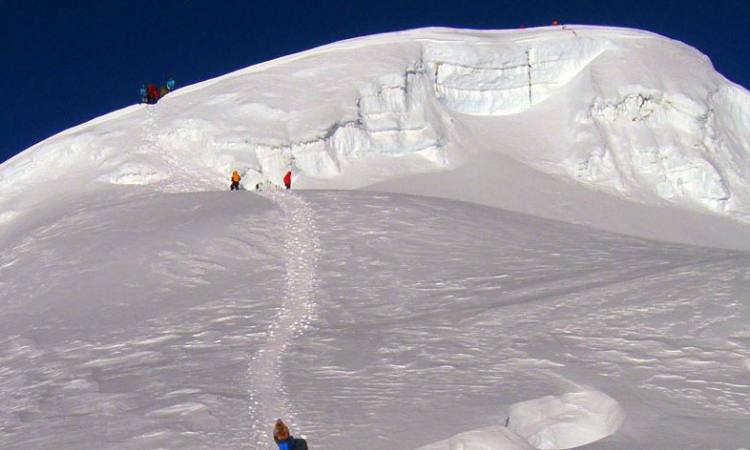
230 170 241 191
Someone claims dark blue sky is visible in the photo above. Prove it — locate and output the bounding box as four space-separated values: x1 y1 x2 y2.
3 0 749 164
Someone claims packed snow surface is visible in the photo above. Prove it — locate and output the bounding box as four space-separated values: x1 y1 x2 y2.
2 25 750 450
2 189 750 449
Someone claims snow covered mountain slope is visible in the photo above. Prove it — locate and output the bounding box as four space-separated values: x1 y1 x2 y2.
1 189 749 450
3 26 750 248
2 26 750 450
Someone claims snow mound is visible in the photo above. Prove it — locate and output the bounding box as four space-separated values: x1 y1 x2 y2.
414 426 535 450
413 389 624 450
507 390 625 449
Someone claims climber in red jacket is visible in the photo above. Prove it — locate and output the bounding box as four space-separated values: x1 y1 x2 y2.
146 84 160 104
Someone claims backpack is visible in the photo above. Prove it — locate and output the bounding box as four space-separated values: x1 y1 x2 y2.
293 438 308 450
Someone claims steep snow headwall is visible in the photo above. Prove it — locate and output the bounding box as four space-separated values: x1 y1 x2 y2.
342 69 443 157
424 34 610 115
4 26 750 227
241 31 622 183
571 82 750 217
248 67 450 186
704 85 750 219
574 89 731 208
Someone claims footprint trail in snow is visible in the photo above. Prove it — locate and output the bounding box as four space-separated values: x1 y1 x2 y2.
246 190 320 449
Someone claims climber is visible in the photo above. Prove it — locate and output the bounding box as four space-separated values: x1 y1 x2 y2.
166 77 175 92
146 84 159 104
139 84 147 103
273 419 308 450
283 170 292 190
230 170 241 191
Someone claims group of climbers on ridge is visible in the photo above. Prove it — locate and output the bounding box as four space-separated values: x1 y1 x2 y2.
230 169 293 191
140 77 175 104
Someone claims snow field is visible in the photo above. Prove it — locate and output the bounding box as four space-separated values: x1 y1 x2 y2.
0 190 749 449
279 192 750 449
0 191 286 449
